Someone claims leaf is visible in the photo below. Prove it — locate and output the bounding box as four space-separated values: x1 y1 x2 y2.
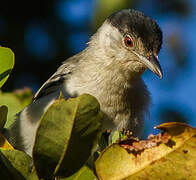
111 130 119 144
27 167 39 180
33 94 102 179
95 122 196 180
0 148 32 179
0 47 14 88
60 165 98 180
0 105 8 130
0 89 33 128
0 132 14 150
98 130 111 151
0 92 24 128
13 87 33 107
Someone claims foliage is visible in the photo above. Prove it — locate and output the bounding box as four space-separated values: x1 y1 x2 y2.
33 93 102 179
95 123 196 180
0 47 14 89
0 89 33 128
0 47 196 180
0 93 102 179
0 149 32 179
0 47 32 128
59 166 97 180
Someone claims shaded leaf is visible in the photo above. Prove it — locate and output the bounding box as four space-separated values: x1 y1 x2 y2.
0 47 14 88
98 130 111 152
0 105 8 130
0 148 32 179
95 122 196 180
27 167 39 180
33 94 102 179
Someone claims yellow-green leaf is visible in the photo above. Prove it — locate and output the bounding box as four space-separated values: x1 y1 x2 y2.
60 165 97 180
0 47 14 88
27 167 39 180
0 149 32 179
95 122 196 180
0 89 33 128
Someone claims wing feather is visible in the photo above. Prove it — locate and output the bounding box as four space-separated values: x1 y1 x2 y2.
33 52 82 101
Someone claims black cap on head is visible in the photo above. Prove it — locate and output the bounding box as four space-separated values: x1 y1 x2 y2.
107 9 162 54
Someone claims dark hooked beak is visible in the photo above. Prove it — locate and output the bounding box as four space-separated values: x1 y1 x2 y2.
133 52 163 79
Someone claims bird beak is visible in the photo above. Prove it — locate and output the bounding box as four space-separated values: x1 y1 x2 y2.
133 52 163 78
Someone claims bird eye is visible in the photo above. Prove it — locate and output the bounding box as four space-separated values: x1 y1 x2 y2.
124 35 133 47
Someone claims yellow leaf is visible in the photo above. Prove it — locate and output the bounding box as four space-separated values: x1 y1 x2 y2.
95 122 196 180
0 132 14 150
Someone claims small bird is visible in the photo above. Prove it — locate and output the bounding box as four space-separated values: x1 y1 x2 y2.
7 9 162 156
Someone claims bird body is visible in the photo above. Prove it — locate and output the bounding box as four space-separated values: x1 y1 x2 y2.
7 9 163 156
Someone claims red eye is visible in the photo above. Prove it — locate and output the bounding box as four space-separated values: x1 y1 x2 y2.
124 36 133 47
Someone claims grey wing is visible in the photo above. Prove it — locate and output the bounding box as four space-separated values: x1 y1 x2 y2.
33 74 66 101
33 65 72 101
33 52 81 101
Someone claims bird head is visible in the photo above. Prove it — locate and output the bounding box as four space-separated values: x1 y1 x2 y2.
92 9 163 79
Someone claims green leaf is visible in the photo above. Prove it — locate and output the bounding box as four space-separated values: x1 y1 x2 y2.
95 122 196 180
0 47 14 88
0 105 8 130
13 87 33 108
0 89 33 128
98 130 111 151
0 148 32 179
111 131 119 144
33 94 102 179
60 165 97 180
0 92 23 128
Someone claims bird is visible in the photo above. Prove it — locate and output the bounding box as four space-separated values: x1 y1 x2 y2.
7 9 163 156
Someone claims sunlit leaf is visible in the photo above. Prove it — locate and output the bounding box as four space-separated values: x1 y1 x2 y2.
111 131 119 144
0 47 14 88
60 165 97 180
0 132 14 150
0 89 33 128
95 122 196 180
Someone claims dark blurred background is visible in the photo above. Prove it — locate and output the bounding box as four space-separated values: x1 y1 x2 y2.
0 0 195 136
